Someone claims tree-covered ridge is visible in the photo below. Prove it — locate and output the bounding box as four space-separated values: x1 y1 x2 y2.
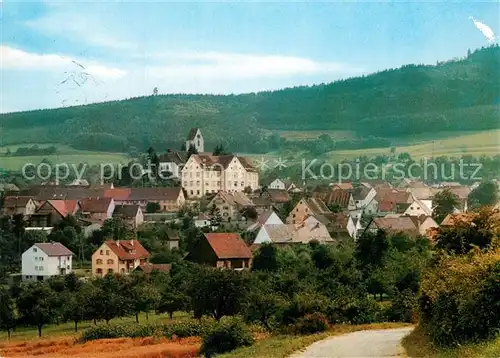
0 45 498 153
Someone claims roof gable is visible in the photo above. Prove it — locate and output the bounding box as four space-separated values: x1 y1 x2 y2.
34 242 73 256
204 233 252 259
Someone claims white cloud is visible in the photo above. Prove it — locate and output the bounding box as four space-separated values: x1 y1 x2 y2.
0 46 127 80
144 51 363 80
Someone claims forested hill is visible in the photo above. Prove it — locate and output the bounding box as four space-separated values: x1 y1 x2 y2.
1 45 498 153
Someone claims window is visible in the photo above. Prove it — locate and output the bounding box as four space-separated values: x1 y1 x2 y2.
35 266 39 271
196 181 200 186
100 250 103 255
107 259 114 264
96 259 103 264
197 190 200 195
97 268 103 274
121 268 125 273
35 257 38 261
106 250 110 256
67 256 70 260
190 190 194 195
33 247 37 252
241 181 244 186
39 266 44 271
196 172 200 177
108 269 113 274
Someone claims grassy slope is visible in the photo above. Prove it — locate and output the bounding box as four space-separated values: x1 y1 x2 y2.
0 143 129 171
323 129 500 162
402 326 500 358
220 323 412 358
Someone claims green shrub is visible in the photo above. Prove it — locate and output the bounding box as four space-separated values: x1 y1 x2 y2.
327 296 381 324
419 249 500 346
292 312 329 334
279 292 329 325
386 289 418 323
163 318 215 338
79 323 161 342
201 317 254 357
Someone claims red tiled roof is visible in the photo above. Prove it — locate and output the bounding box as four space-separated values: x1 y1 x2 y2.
321 189 351 208
332 182 353 190
441 213 478 226
372 217 419 235
105 240 150 260
137 262 171 274
35 242 73 256
104 188 132 201
204 233 252 259
266 189 290 203
80 197 113 213
44 200 79 217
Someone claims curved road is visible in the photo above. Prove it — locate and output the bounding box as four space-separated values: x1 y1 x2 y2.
289 327 413 358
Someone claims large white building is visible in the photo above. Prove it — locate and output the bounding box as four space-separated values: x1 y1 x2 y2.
22 242 73 281
181 154 259 198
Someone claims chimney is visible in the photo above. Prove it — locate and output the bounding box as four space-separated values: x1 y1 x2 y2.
130 240 134 247
117 240 120 247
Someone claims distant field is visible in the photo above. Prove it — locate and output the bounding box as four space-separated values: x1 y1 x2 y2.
323 130 500 162
277 130 357 141
0 143 129 171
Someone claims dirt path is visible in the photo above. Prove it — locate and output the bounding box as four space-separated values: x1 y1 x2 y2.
289 327 413 358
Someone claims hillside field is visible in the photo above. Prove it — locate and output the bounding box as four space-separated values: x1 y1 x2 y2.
323 130 500 162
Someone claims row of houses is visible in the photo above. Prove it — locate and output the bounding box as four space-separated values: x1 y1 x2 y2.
1 186 186 234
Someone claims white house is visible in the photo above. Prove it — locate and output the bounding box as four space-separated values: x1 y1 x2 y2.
268 179 299 192
403 198 433 217
195 213 211 228
158 151 187 180
22 242 73 281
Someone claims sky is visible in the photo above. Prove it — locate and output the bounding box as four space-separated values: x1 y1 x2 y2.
1 1 499 113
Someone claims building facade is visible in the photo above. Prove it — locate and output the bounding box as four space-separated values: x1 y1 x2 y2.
22 243 73 281
181 155 259 198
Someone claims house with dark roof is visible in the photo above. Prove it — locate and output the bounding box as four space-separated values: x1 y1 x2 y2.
92 239 151 276
287 197 331 224
80 197 115 222
208 190 254 221
22 242 73 281
259 188 291 205
29 200 80 228
313 187 356 213
112 204 144 228
0 183 20 193
186 233 252 270
268 178 301 192
105 187 186 212
1 196 38 216
364 217 421 237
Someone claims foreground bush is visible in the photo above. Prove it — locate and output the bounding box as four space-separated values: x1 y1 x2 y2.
292 312 329 334
79 318 216 342
201 317 254 357
419 249 500 346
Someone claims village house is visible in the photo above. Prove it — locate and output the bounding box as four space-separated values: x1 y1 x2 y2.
1 196 37 216
247 210 284 232
195 213 211 228
134 262 171 274
267 178 300 192
440 213 477 227
208 190 255 221
105 187 186 212
92 239 151 276
287 197 331 224
186 127 204 153
402 197 433 217
331 182 354 190
364 216 425 238
112 205 144 229
158 151 188 179
181 154 259 198
313 188 357 215
22 242 73 281
29 200 79 228
352 185 377 215
315 212 358 239
80 197 115 222
259 188 291 205
253 216 334 245
0 183 20 194
251 196 276 214
186 233 252 270
373 189 414 215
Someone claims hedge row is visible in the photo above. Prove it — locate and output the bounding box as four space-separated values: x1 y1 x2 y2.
79 318 216 342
